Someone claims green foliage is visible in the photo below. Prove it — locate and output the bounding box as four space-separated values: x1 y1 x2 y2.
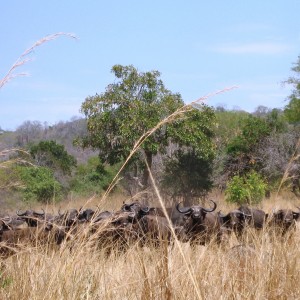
79 65 183 164
29 140 77 175
266 108 286 132
226 115 272 156
215 109 249 147
69 156 120 196
225 171 267 205
284 97 300 124
284 55 300 123
18 166 62 203
161 150 213 203
78 64 216 187
167 106 216 160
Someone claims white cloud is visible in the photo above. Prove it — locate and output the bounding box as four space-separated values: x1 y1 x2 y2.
213 42 291 54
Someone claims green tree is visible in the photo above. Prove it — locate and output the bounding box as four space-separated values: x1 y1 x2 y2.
18 166 62 203
284 55 300 123
79 65 216 188
70 156 121 196
226 115 272 157
225 170 267 205
29 140 77 175
223 115 275 179
161 150 213 204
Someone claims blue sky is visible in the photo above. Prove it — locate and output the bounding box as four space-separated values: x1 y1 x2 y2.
1 1 299 130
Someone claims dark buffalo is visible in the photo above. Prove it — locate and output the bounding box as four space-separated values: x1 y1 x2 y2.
0 216 14 233
78 208 96 222
0 215 61 258
43 208 81 245
0 215 28 231
218 205 267 239
269 207 300 235
176 200 227 245
136 214 173 246
121 201 150 220
16 209 70 246
86 210 140 254
119 202 175 246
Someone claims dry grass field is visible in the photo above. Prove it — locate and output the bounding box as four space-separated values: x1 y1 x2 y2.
0 193 300 300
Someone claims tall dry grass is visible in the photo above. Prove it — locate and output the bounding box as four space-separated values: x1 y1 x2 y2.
0 194 300 300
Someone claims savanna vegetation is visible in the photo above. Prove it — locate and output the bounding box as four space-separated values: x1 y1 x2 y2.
1 76 299 207
1 35 300 299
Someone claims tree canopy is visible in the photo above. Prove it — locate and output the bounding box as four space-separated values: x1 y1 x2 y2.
79 64 216 187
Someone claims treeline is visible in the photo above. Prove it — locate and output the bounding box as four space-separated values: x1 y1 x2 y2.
0 117 94 164
1 58 300 206
0 105 299 206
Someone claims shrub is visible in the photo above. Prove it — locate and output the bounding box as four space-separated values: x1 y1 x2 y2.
225 171 267 205
69 156 121 196
18 166 62 203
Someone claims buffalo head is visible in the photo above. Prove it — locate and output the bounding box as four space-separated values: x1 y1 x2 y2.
271 207 300 234
176 199 217 219
121 201 150 220
78 208 96 222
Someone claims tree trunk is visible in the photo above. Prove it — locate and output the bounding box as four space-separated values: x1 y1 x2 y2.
183 192 193 206
142 150 153 188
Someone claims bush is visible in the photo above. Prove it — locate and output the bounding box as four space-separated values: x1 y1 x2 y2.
69 156 121 196
225 171 267 205
18 166 62 203
161 150 213 204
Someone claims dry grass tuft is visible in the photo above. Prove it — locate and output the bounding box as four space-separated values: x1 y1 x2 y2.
0 32 77 89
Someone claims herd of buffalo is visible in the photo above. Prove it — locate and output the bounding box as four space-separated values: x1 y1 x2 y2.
0 200 299 257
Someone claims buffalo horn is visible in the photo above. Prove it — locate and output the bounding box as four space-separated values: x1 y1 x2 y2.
34 209 45 216
218 211 226 218
16 210 27 216
202 200 217 213
176 202 192 214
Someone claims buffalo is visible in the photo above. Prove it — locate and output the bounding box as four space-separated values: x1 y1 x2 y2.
268 207 300 235
78 208 96 222
119 201 174 246
218 205 267 239
176 200 227 245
